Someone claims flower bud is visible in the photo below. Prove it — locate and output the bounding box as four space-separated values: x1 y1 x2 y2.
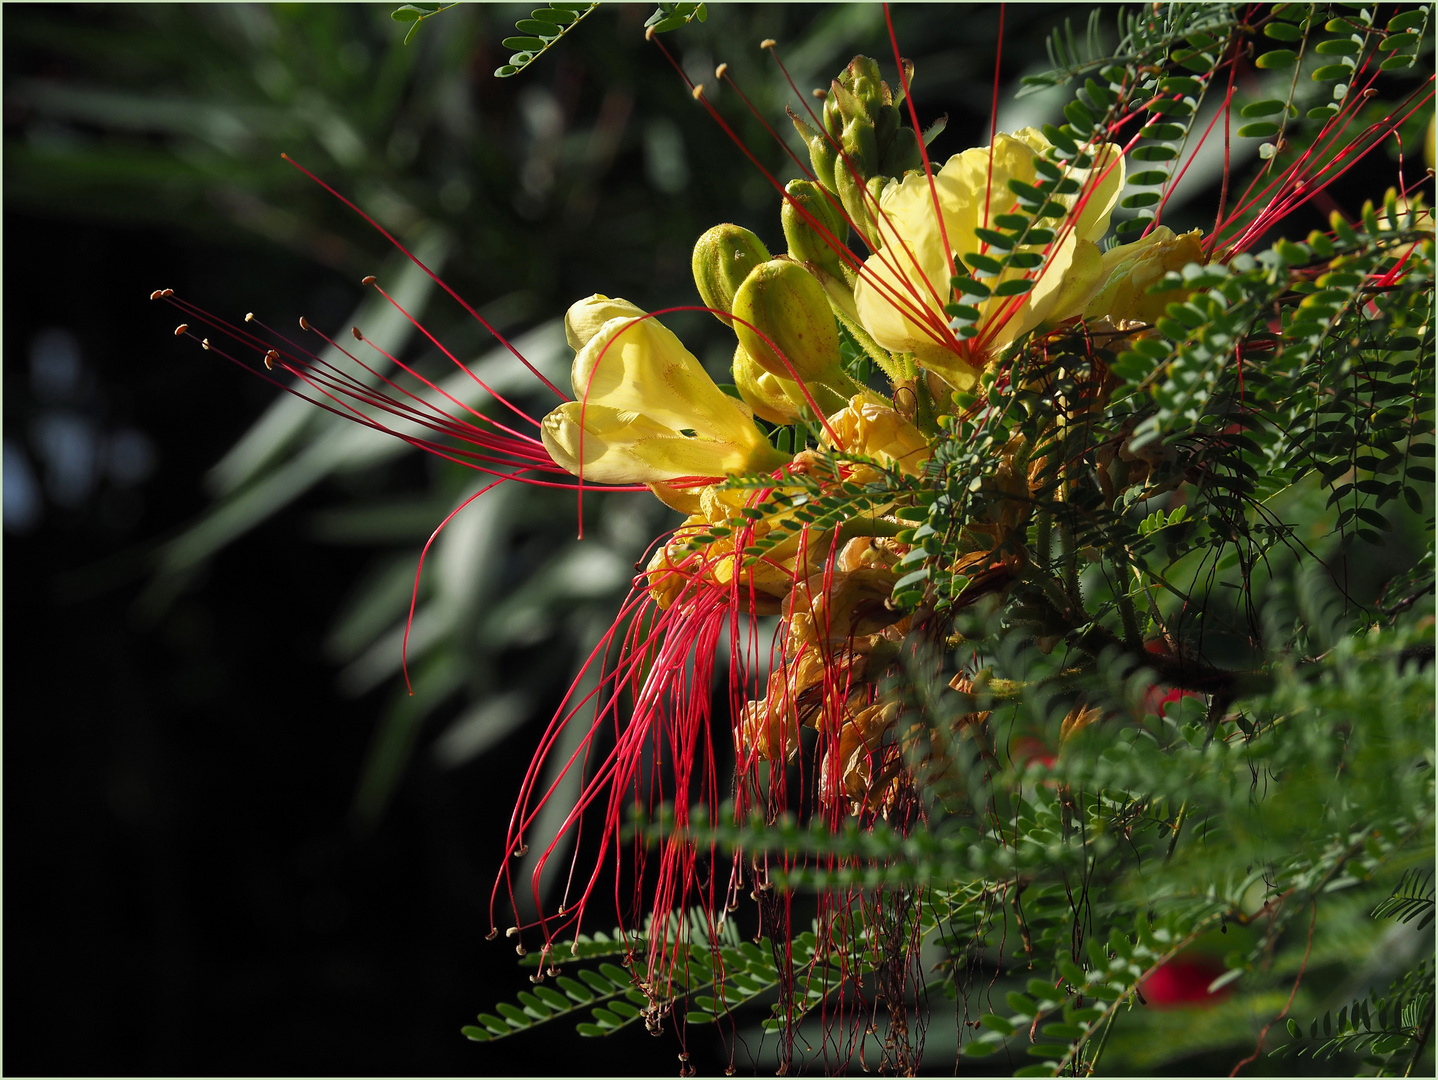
564 294 645 353
835 169 890 251
732 343 805 425
781 179 849 280
1083 227 1205 328
833 100 879 179
731 258 844 386
823 56 923 188
790 111 839 193
691 224 771 325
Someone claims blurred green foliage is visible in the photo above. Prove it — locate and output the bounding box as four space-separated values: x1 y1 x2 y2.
4 2 1044 832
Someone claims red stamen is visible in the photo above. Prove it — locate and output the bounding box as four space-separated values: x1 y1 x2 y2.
279 153 567 399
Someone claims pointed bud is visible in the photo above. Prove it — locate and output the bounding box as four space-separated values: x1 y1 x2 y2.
789 110 839 194
731 258 843 386
691 224 772 325
819 55 921 191
781 180 849 280
881 122 923 178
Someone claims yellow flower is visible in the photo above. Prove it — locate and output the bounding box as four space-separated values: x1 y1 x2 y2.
852 128 1124 388
642 486 802 613
823 396 930 475
541 297 790 485
1082 226 1205 328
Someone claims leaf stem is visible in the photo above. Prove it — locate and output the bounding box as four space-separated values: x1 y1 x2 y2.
1084 1006 1119 1075
1164 800 1188 866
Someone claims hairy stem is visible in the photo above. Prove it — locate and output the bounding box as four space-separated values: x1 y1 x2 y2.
832 304 910 385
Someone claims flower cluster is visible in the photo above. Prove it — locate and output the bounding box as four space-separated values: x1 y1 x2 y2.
536 56 1202 817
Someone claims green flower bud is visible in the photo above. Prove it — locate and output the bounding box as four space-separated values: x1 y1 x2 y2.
835 169 890 251
691 224 772 325
781 180 849 278
818 56 923 192
880 118 923 178
790 111 839 194
733 343 851 422
731 258 844 386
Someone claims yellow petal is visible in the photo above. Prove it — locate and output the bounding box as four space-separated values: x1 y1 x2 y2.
572 312 767 453
564 294 645 353
732 343 807 425
541 402 782 484
1083 227 1205 327
1031 238 1104 331
647 481 704 514
823 396 929 474
853 129 1125 374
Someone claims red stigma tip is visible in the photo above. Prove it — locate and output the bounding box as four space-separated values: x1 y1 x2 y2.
362 275 377 286
263 349 278 370
161 288 174 298
351 326 363 341
299 316 311 331
149 289 162 301
174 323 188 336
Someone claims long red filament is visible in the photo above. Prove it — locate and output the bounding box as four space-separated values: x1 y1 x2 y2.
279 153 567 399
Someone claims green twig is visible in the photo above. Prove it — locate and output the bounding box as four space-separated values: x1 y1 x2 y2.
832 305 909 385
1164 800 1188 866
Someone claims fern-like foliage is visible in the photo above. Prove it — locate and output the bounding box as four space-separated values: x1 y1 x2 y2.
389 2 460 46
493 3 599 78
1274 960 1435 1071
463 910 863 1041
482 1 705 78
1371 868 1436 928
643 2 708 35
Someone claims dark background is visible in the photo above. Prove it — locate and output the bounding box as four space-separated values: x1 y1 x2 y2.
5 4 1429 1076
